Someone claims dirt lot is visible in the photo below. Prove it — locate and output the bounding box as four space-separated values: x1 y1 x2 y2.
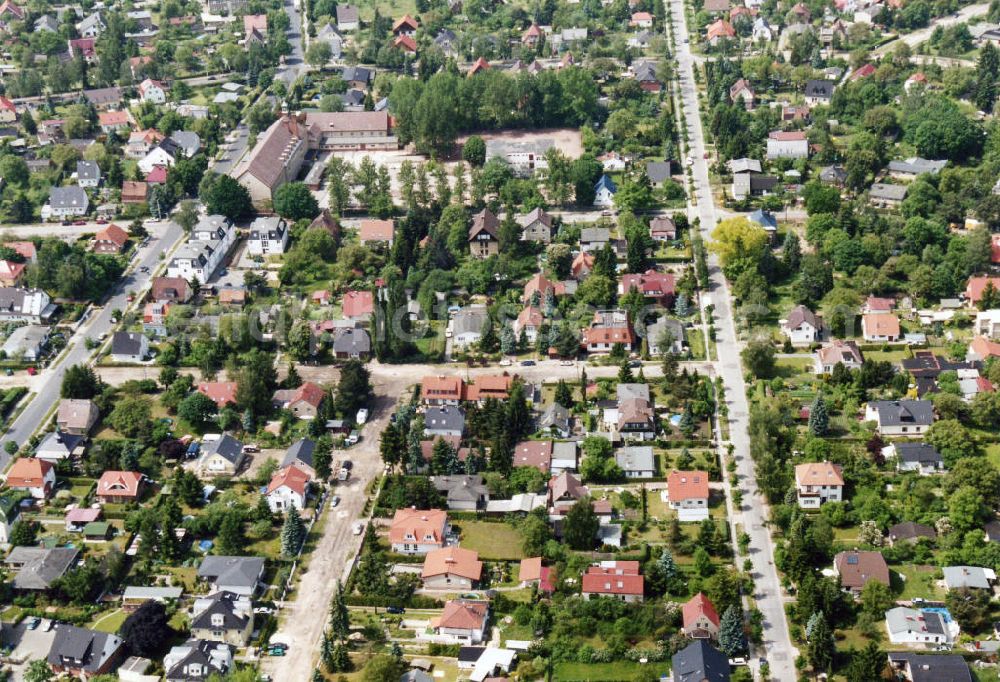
459 127 585 159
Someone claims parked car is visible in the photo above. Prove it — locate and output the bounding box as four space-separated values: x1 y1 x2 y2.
520 360 536 366
386 606 405 615
330 496 340 507
26 618 40 630
356 408 368 425
242 444 260 453
352 521 365 535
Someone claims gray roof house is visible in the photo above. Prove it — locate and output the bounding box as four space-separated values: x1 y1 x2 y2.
47 625 125 677
170 131 201 158
869 183 908 206
885 606 949 644
333 327 371 359
434 28 459 55
580 227 610 252
890 442 944 474
5 547 80 590
197 556 265 596
164 639 232 682
110 331 148 363
342 65 373 86
819 165 847 185
43 186 89 219
671 640 730 682
617 383 650 403
282 438 315 471
336 4 360 29
804 78 835 103
943 565 996 590
34 15 59 32
615 446 655 478
865 400 934 436
430 475 489 511
35 430 85 461
888 521 937 546
190 591 253 645
424 406 465 437
645 161 673 186
551 441 578 473
888 157 947 178
887 653 972 682
538 403 571 438
76 160 101 187
2 324 49 361
452 307 489 348
197 434 245 476
646 317 685 355
728 158 762 174
317 23 344 58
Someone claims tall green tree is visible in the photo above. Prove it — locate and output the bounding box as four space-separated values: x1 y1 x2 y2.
808 393 829 436
718 605 746 656
806 611 835 674
976 42 1000 113
563 497 598 550
280 510 306 557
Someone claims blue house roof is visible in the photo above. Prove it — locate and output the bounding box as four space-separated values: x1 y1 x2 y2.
595 175 617 193
748 209 777 229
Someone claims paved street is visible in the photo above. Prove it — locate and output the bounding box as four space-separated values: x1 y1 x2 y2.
668 2 798 680
876 1 989 53
0 220 184 471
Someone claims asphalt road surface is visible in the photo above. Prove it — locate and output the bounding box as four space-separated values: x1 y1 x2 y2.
669 2 798 680
0 220 184 471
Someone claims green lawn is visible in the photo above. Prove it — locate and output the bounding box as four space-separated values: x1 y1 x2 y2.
893 563 945 601
553 661 670 681
90 608 127 634
452 520 525 561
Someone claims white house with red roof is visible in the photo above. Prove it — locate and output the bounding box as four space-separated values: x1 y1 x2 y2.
266 464 312 512
5 458 55 499
389 508 448 554
0 96 16 123
618 269 676 303
138 79 167 104
581 561 644 602
431 599 489 643
682 592 721 639
666 470 710 521
421 546 483 589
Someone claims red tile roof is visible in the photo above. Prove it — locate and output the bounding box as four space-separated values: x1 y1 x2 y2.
197 381 238 408
96 470 144 499
288 381 326 409
358 219 394 242
422 546 483 581
667 470 709 502
342 290 373 318
513 440 552 471
581 562 644 596
389 508 448 547
267 464 312 495
967 276 1000 303
620 269 675 297
433 600 488 630
6 458 53 489
682 592 720 629
94 224 129 248
422 375 464 402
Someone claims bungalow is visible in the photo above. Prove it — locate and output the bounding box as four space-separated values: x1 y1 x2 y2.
732 173 779 200
5 457 55 499
833 550 890 596
196 434 245 476
886 607 951 646
887 654 972 682
389 508 448 554
35 431 85 462
682 593 720 640
6 547 79 590
630 11 653 27
814 340 864 374
431 600 489 643
870 183 908 208
468 209 500 259
888 521 937 546
282 438 317 474
121 181 149 205
646 316 686 355
422 546 483 589
666 470 709 521
96 470 145 503
865 400 934 437
581 561 644 602
265 464 311 512
358 219 395 246
650 216 677 241
942 565 996 590
580 227 611 253
886 442 944 474
197 556 265 596
862 313 901 342
65 507 101 533
518 557 555 593
336 4 360 30
888 157 947 180
615 446 655 478
781 305 822 345
342 290 374 321
513 440 552 472
794 461 844 508
452 307 489 348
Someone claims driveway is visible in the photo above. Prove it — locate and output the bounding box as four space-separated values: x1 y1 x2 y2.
668 3 798 680
5 621 56 681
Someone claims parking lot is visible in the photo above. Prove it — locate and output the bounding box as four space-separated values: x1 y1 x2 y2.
4 620 56 681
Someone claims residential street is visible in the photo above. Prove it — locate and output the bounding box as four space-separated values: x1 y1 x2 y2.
668 2 798 680
876 1 989 53
0 220 185 471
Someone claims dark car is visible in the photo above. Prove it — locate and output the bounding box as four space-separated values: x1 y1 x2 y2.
386 606 405 614
520 360 536 366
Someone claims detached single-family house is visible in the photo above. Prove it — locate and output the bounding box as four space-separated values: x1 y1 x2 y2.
518 557 555 593
616 446 655 478
198 381 238 409
583 310 634 353
271 381 326 419
781 305 822 345
766 130 809 159
247 216 289 256
95 470 145 503
518 208 554 243
42 186 89 221
888 521 937 547
56 399 100 436
358 219 394 246
865 400 934 437
5 457 55 500
862 313 902 342
834 550 890 596
431 600 489 643
336 4 360 30
5 547 79 590
794 461 844 508
46 625 125 678
422 546 483 589
581 561 644 602
666 470 710 521
266 465 311 512
76 160 101 188
2 325 49 361
190 591 254 646
164 639 232 682
671 641 730 682
886 442 944 474
539 403 572 438
729 78 755 109
110 331 149 363
942 565 997 590
804 79 834 105
451 307 489 348
92 224 129 254
424 406 465 438
870 183 908 207
332 328 371 360
886 607 952 646
431 475 489 511
35 431 85 462
138 79 167 104
593 175 617 207
815 340 864 374
389 508 448 554
196 556 265 596
197 434 245 476
886 653 972 682
682 593 720 640
650 216 677 241
468 209 499 258
422 375 464 406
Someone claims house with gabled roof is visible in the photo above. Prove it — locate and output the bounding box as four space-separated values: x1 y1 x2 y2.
422 546 483 589
271 381 326 419
431 600 489 643
191 591 253 646
862 312 901 342
46 624 125 678
468 209 499 258
6 457 55 499
389 508 448 554
865 400 934 437
794 461 844 508
266 464 312 512
96 471 145 503
815 340 864 373
682 593 720 640
667 470 709 520
197 556 265 596
518 207 554 243
197 434 245 476
834 550 889 596
581 561 644 602
781 305 822 345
